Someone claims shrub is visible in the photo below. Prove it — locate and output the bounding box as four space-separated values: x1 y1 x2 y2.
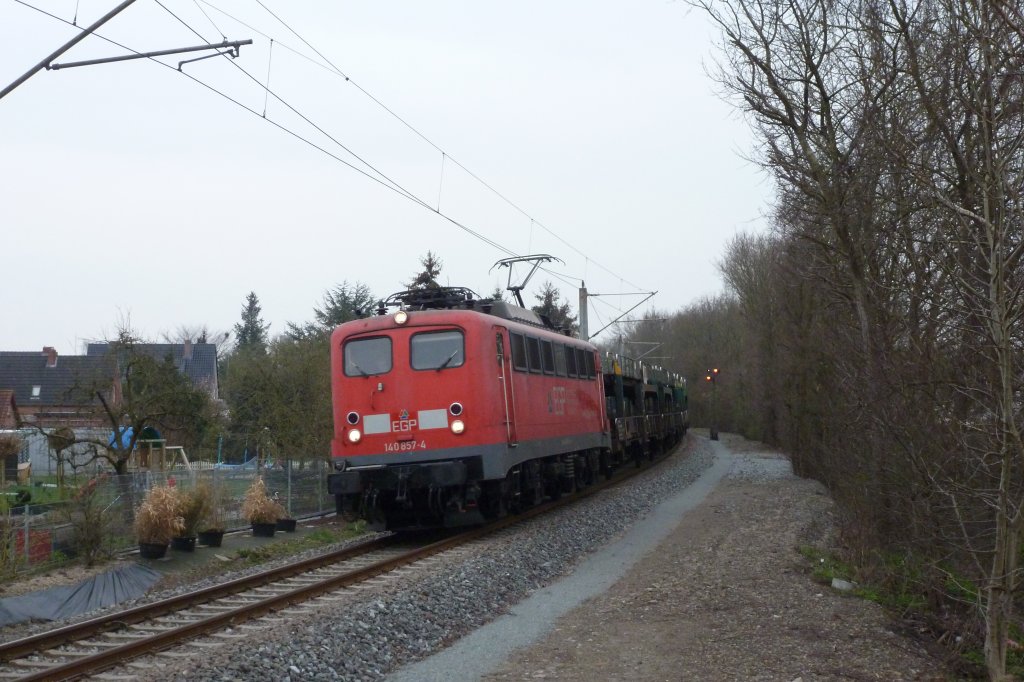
63 473 115 566
134 485 184 544
0 512 15 578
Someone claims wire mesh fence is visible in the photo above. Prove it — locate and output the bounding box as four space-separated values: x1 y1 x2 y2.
0 459 335 575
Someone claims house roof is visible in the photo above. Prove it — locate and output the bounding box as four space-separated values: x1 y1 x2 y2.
86 343 218 397
0 352 113 406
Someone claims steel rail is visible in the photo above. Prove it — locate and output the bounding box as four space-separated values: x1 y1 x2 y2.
0 533 403 662
1 439 685 681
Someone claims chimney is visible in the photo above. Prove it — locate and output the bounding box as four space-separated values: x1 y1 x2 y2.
183 339 193 361
42 346 57 368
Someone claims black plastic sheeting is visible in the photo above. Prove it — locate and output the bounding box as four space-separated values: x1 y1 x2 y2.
0 563 162 627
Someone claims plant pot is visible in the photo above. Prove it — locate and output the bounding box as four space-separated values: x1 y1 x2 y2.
275 517 297 532
171 536 197 552
197 529 225 547
251 522 276 537
138 542 168 559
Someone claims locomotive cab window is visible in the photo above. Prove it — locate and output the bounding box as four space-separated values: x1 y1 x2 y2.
344 337 392 377
411 330 465 370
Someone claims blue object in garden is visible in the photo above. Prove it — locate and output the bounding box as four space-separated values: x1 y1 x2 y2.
109 427 134 449
108 426 162 449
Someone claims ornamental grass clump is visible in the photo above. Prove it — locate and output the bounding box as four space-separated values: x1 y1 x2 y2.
63 473 115 566
242 478 284 525
198 480 227 533
134 485 184 545
178 484 210 538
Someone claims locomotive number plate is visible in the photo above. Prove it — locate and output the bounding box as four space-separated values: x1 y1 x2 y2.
384 440 427 452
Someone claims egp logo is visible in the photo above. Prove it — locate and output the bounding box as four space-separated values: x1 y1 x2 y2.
393 419 418 431
393 409 418 432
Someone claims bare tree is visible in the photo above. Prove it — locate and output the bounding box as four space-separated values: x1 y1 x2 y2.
694 0 1024 675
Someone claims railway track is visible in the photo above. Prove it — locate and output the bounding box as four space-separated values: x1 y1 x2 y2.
0 445 678 681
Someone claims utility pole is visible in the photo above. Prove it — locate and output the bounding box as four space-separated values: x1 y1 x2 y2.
578 283 589 341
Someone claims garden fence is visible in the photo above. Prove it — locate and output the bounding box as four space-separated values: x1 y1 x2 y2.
0 459 335 574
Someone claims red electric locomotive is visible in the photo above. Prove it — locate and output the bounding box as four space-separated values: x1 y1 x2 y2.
327 286 612 529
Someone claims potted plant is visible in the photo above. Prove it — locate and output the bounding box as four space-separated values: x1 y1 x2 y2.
197 480 227 547
242 478 280 537
272 491 296 532
171 484 210 552
134 485 184 559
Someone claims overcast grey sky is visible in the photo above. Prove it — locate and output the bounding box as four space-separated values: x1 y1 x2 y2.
1 0 769 354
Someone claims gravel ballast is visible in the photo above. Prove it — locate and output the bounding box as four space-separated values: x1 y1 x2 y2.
131 437 714 681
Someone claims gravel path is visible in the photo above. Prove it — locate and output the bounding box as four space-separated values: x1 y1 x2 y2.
481 436 948 681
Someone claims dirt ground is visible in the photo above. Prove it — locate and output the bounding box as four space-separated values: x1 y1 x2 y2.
482 436 949 681
0 559 131 599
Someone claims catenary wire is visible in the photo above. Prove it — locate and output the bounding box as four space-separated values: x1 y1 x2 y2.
192 0 224 39
239 0 649 295
148 1 587 293
193 0 624 293
151 0 426 208
11 0 590 295
148 1 534 268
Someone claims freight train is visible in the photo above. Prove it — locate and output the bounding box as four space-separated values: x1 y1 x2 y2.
326 285 688 530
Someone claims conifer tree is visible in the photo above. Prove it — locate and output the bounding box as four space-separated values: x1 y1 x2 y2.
532 281 577 333
286 281 375 340
234 292 269 352
405 251 444 290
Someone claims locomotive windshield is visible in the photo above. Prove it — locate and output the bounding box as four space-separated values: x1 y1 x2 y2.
411 330 464 370
344 337 392 376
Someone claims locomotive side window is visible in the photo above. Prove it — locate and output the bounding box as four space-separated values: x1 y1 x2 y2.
411 330 465 370
540 340 555 375
526 337 543 373
344 337 392 376
576 348 590 379
553 343 567 376
510 332 528 372
565 344 578 377
581 348 598 378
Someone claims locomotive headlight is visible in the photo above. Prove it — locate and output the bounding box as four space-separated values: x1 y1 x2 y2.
394 310 409 325
348 429 362 443
450 419 465 435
